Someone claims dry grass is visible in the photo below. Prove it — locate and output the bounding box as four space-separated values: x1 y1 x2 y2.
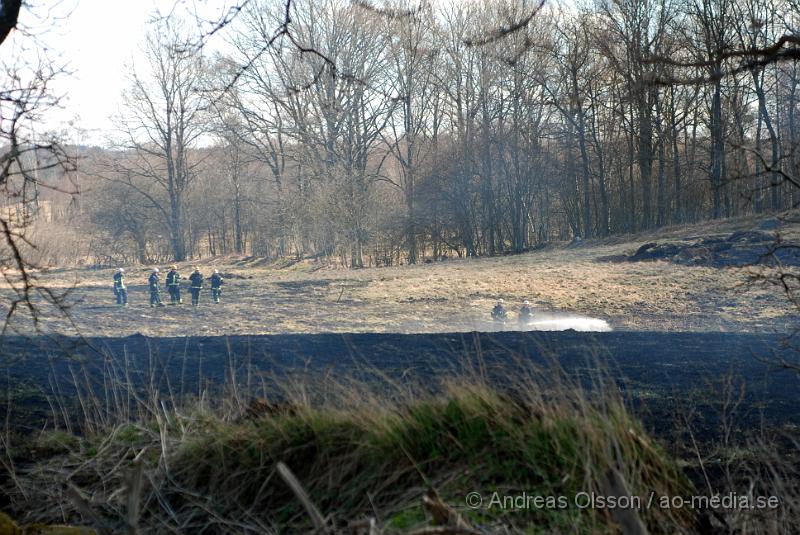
3 352 798 534
8 214 795 336
3 358 704 534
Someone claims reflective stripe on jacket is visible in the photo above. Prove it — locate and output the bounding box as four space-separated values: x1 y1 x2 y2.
189 273 203 289
113 274 125 289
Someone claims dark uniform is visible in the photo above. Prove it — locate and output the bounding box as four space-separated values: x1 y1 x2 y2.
113 271 127 306
148 271 165 307
210 272 224 303
491 303 507 322
166 268 182 304
518 304 533 324
189 270 203 306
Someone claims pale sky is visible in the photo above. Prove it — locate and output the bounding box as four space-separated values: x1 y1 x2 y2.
2 0 564 146
0 1 156 144
3 0 232 146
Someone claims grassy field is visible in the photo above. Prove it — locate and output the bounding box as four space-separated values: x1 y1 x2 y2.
3 215 800 534
21 213 798 337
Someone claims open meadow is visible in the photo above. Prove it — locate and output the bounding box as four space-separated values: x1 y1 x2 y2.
19 214 799 338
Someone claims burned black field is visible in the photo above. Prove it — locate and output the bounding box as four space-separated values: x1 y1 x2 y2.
3 330 797 441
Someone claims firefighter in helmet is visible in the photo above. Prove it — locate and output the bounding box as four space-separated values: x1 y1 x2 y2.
148 268 165 307
113 268 127 306
210 269 224 304
189 267 203 306
518 300 533 324
491 299 507 322
166 265 182 305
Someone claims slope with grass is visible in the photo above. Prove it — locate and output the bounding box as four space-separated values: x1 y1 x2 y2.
13 213 799 337
3 377 705 534
3 215 800 534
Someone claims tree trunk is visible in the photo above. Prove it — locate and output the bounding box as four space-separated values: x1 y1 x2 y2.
169 194 186 261
750 67 780 212
789 69 799 208
655 92 666 227
588 93 609 236
670 88 683 224
233 180 243 254
710 75 724 219
575 99 592 238
626 101 637 233
638 92 654 228
135 234 147 265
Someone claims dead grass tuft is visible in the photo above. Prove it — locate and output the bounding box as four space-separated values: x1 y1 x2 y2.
2 359 706 534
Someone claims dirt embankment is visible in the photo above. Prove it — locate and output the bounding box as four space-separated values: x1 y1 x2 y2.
600 222 799 268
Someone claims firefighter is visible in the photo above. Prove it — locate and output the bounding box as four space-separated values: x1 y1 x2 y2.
491 299 507 322
210 269 224 303
189 267 203 306
518 300 533 324
148 268 165 307
113 268 127 306
166 265 182 305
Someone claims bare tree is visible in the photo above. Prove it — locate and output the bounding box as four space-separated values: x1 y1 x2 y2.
109 20 209 262
382 1 438 264
63 0 800 267
0 2 76 332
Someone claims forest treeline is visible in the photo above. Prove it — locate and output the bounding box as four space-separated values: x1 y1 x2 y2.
50 0 800 267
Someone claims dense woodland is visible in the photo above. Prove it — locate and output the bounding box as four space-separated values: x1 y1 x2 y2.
34 0 800 267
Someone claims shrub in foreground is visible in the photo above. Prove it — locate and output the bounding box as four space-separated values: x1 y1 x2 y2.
2 374 705 534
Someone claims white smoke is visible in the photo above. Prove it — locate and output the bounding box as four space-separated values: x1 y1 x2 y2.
447 310 613 333
523 316 612 332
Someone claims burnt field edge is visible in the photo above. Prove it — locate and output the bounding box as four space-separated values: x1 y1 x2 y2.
1 330 798 434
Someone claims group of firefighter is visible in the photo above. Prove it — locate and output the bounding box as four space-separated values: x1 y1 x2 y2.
112 265 528 320
491 298 533 324
112 266 224 307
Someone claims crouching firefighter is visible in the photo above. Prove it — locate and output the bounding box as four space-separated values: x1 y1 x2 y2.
189 267 203 306
113 268 127 306
148 268 165 307
518 300 533 324
491 299 507 322
166 265 182 304
210 269 224 303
